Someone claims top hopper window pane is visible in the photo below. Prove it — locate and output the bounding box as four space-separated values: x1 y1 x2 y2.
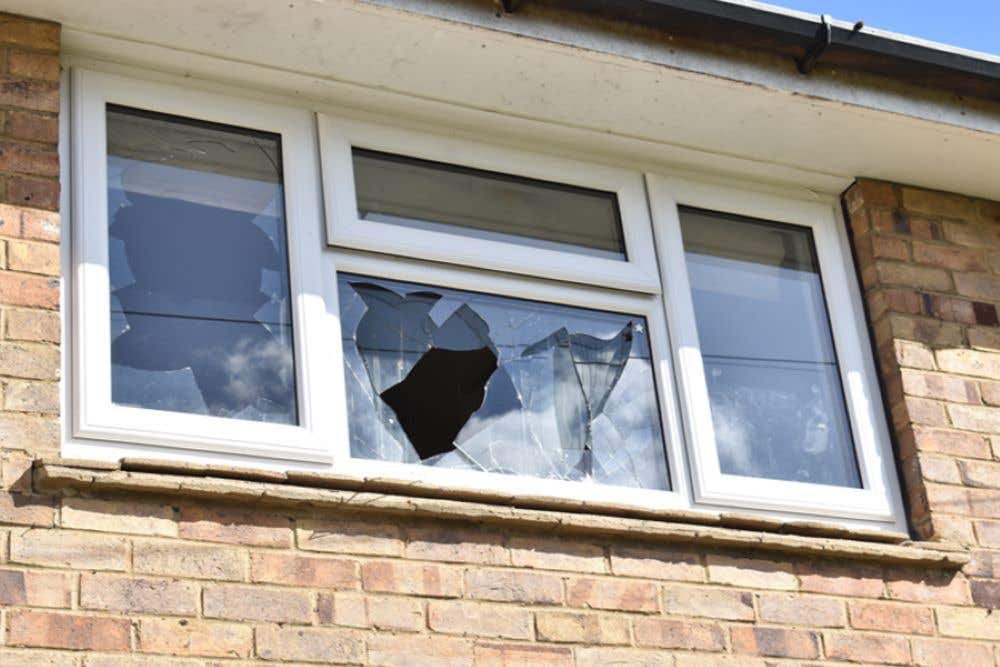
352 148 627 260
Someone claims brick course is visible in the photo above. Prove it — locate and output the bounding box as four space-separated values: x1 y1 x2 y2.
0 11 997 667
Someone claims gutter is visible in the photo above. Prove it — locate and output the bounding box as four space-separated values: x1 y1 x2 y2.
513 0 1000 100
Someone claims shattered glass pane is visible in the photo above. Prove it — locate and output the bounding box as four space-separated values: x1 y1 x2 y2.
338 274 669 490
353 148 627 260
106 105 297 424
679 207 861 488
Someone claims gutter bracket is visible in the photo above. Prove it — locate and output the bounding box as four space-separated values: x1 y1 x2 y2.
796 13 832 74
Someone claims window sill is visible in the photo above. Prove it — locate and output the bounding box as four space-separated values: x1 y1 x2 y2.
34 457 968 570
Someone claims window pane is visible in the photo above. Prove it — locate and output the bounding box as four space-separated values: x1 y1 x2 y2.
338 273 668 490
352 148 627 260
679 208 861 488
106 106 297 424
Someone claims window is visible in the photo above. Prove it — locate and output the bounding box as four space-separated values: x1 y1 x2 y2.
69 69 903 528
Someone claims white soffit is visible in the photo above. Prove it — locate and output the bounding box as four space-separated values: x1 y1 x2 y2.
16 0 1000 200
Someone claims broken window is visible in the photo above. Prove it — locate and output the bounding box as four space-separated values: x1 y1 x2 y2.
338 274 669 490
679 208 860 487
352 148 627 260
106 106 297 424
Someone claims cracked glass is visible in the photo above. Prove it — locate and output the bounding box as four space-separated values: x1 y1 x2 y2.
338 273 669 489
679 207 861 488
352 148 627 260
106 105 297 424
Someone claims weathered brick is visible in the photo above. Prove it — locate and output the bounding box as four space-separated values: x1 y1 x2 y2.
5 307 59 342
9 175 60 210
901 369 980 403
662 584 754 621
465 568 563 605
7 110 58 144
362 560 462 597
912 425 991 458
705 554 797 590
824 632 910 665
536 610 631 645
0 412 57 449
0 450 32 491
913 241 986 271
428 600 532 639
892 339 936 369
18 207 60 242
0 492 52 526
757 592 845 627
509 535 605 573
0 271 59 309
0 342 58 378
366 594 425 631
367 635 473 667
138 618 252 658
4 379 58 413
575 647 673 667
566 576 659 613
474 643 574 667
0 648 79 667
949 403 1000 433
633 617 725 651
916 454 961 485
62 496 176 536
255 625 364 663
903 187 977 219
797 561 884 598
405 523 508 565
730 626 819 659
249 551 357 589
960 459 1000 489
0 15 60 49
911 638 995 667
0 142 58 177
970 579 1000 608
0 568 72 607
974 519 1000 547
11 528 128 570
848 600 935 634
955 272 1000 301
609 544 704 581
936 607 1000 640
885 569 969 605
0 77 58 112
297 517 403 556
8 610 130 651
876 260 952 291
133 539 245 580
177 505 292 547
80 572 198 615
937 349 1000 380
8 50 60 81
7 239 59 274
203 584 312 623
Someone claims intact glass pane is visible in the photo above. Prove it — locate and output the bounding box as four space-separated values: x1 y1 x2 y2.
352 148 627 260
338 273 669 490
106 105 297 424
679 208 861 488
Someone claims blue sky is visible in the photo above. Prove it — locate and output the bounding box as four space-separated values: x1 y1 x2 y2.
767 0 998 55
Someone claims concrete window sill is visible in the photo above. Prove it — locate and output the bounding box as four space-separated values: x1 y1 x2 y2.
34 457 968 569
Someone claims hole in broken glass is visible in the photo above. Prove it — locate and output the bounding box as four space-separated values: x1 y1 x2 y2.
342 276 669 489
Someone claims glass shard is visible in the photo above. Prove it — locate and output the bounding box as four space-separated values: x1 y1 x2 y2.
352 148 627 260
679 207 861 488
106 105 297 424
338 274 669 490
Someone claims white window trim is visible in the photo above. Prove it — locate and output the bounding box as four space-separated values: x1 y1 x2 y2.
318 114 662 294
69 68 347 463
648 174 903 522
62 64 906 532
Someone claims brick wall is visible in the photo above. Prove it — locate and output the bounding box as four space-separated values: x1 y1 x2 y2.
0 11 999 667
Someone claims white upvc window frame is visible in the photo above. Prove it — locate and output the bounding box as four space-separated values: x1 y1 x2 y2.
648 175 901 522
69 69 344 463
318 115 662 294
65 65 905 531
